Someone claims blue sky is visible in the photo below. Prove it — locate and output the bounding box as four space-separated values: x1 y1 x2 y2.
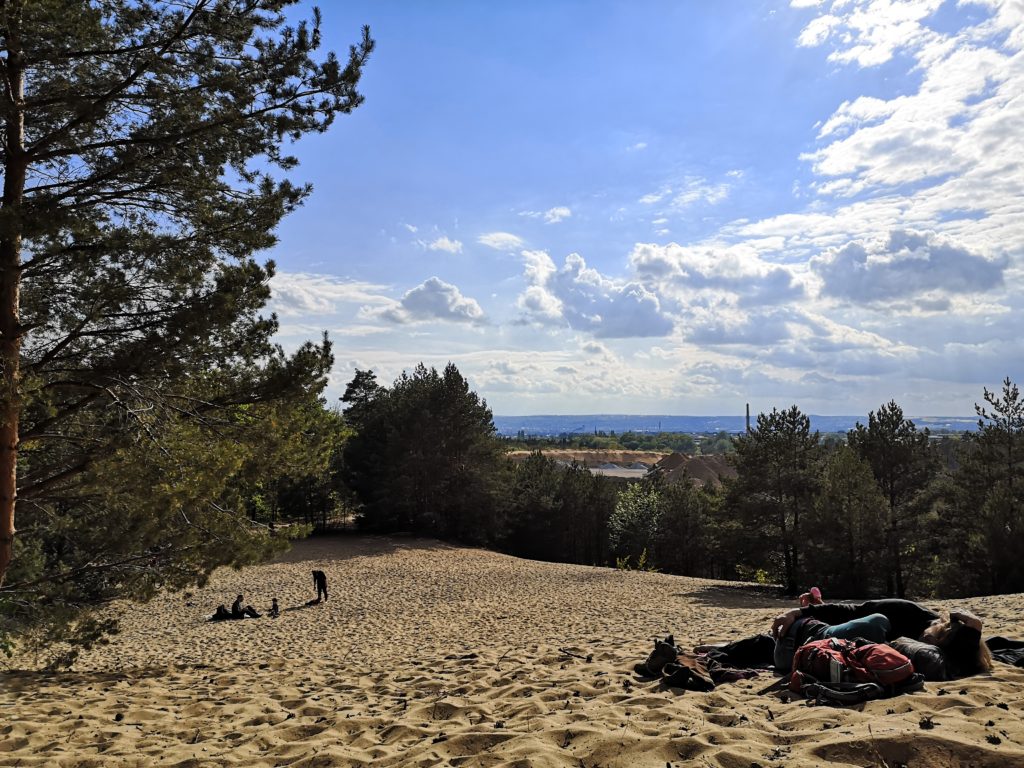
266 0 1024 417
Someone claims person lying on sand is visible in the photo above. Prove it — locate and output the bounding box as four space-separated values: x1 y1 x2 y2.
771 599 992 680
636 599 992 685
799 586 823 607
208 598 261 622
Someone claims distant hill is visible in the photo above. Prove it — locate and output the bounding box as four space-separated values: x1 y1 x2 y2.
492 414 978 436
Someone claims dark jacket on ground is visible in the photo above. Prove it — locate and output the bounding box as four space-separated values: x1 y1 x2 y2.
800 599 939 641
987 636 1024 668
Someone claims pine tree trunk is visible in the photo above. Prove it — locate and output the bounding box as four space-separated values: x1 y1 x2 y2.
0 20 26 587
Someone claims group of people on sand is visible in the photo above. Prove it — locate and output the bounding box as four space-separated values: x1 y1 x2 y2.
769 591 991 680
634 587 994 693
208 570 329 622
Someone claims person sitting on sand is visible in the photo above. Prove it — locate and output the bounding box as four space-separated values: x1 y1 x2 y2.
230 594 261 619
269 598 280 618
771 599 992 680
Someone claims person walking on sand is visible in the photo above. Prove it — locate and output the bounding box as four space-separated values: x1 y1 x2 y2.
312 570 328 602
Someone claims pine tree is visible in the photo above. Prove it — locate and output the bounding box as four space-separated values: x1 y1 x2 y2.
341 363 503 541
0 1 373 585
726 405 821 592
804 446 887 596
938 378 1024 595
848 401 937 597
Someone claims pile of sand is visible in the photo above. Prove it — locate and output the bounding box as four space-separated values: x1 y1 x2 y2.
2 536 1023 767
655 453 737 488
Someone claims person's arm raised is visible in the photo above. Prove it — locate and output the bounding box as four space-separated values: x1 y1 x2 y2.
772 608 802 639
950 609 983 632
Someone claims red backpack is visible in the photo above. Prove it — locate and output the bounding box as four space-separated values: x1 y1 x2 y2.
790 637 918 702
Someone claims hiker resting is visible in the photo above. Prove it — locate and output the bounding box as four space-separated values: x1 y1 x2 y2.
231 594 261 619
771 599 991 680
209 595 261 621
312 570 328 602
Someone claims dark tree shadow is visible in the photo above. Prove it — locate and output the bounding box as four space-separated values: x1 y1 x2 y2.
673 583 790 610
273 534 458 565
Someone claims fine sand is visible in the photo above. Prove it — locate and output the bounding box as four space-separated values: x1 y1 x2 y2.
2 536 1023 767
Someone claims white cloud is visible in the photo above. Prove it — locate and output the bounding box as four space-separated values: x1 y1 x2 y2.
425 236 463 253
478 231 525 250
638 176 731 209
269 272 391 317
519 206 573 224
638 189 669 205
544 206 572 223
627 141 648 152
366 276 485 325
811 229 1006 303
794 0 946 67
582 340 611 356
629 242 805 307
516 250 675 338
671 177 730 209
402 223 418 233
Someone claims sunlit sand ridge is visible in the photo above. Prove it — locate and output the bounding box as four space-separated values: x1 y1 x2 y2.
2 536 1023 767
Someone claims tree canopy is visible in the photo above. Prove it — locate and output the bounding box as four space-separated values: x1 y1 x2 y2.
341 363 503 541
0 0 373 651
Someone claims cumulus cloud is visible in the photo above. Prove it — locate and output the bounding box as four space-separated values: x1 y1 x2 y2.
424 236 463 253
366 276 485 325
519 206 573 224
811 229 1006 303
629 242 805 306
478 231 525 250
516 251 675 338
582 340 611 356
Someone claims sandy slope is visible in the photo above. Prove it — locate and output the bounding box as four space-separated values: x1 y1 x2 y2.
2 536 1023 767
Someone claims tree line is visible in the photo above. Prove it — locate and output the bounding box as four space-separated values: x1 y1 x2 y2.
337 366 1024 603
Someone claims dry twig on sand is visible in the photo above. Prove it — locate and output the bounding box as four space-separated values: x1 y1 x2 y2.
558 647 593 663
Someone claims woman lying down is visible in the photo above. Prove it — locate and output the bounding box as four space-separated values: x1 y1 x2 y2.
771 598 992 680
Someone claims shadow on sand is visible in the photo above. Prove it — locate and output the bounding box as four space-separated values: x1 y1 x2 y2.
672 583 789 610
273 533 459 565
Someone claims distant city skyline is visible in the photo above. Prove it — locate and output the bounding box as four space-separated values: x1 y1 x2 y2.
264 1 1024 417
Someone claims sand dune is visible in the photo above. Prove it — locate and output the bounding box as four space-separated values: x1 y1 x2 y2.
3 536 1023 767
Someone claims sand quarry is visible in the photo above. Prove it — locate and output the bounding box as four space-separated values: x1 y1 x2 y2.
2 536 1023 767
